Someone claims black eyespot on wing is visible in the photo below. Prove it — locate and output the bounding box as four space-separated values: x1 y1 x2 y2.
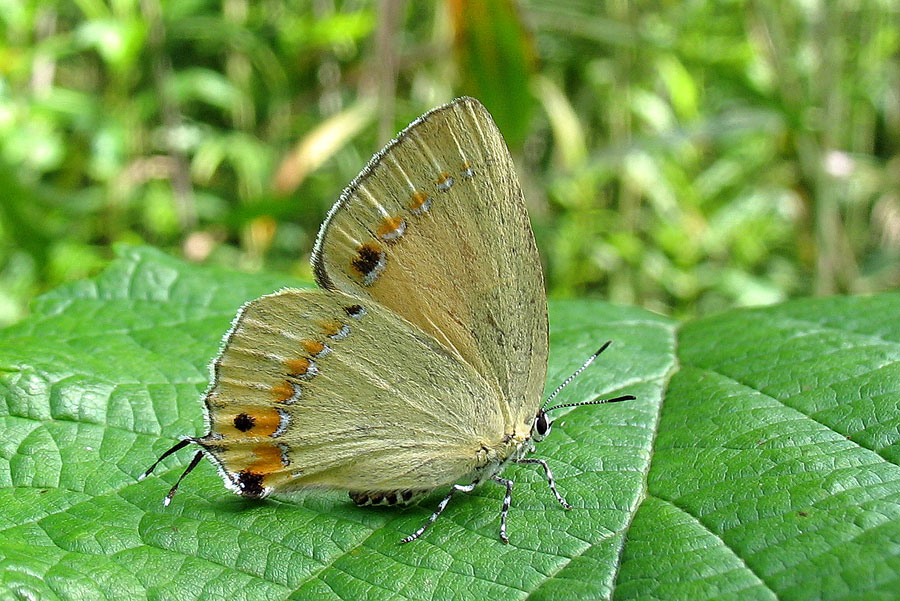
385 492 398 505
350 244 386 285
401 490 413 502
344 304 366 319
237 470 265 498
234 413 255 432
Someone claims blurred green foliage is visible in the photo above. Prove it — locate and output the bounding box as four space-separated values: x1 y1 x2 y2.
0 0 898 326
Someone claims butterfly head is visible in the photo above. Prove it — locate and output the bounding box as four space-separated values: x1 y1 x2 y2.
531 410 551 442
534 342 635 444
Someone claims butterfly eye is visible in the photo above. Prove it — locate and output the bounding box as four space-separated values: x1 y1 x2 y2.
533 411 551 440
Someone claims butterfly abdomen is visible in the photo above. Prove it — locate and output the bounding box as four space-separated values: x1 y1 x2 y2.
349 489 428 507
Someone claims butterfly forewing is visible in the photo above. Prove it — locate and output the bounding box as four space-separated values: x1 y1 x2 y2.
201 288 505 498
312 97 548 432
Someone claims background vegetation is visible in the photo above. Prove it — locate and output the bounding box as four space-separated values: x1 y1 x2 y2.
1 0 898 326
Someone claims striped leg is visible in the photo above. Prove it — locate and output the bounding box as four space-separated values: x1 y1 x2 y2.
491 475 514 544
400 482 477 544
517 458 572 510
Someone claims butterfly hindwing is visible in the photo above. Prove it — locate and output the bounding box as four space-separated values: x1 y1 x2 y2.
311 97 549 432
199 288 506 498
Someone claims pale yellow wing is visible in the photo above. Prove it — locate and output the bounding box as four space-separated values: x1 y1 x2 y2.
199 288 505 497
311 97 548 433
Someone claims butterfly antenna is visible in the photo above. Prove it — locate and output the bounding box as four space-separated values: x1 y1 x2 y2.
542 341 636 413
545 395 635 413
543 341 611 408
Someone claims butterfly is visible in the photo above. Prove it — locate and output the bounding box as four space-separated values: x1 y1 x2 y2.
142 96 633 544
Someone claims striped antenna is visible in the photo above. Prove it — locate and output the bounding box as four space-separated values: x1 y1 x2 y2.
542 341 635 412
545 394 635 413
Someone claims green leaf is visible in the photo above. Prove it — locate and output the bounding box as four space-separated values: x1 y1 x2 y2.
1 246 897 600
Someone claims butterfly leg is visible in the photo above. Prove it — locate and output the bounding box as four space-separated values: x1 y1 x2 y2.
491 475 514 544
400 482 477 544
517 458 572 510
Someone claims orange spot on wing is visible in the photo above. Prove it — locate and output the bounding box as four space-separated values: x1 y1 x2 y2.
272 380 295 403
319 319 343 337
301 340 325 356
248 444 285 475
376 216 406 241
408 192 429 210
436 173 451 186
286 357 312 376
